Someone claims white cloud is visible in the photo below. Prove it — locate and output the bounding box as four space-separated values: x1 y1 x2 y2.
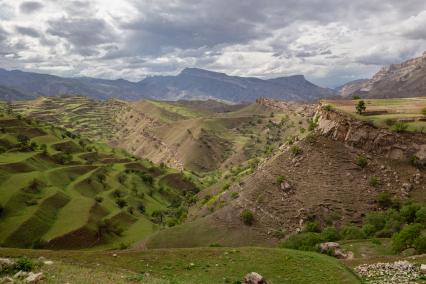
0 0 425 87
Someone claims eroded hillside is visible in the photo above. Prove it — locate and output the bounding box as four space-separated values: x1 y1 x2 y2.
146 104 426 248
12 96 314 174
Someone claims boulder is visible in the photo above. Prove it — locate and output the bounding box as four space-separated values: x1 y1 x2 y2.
24 272 44 283
14 270 29 279
243 272 267 284
0 258 16 272
319 242 340 252
421 264 426 274
0 277 14 283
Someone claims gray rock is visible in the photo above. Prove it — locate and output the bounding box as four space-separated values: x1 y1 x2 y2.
0 258 16 272
24 272 44 283
243 272 267 284
14 270 29 279
0 277 14 283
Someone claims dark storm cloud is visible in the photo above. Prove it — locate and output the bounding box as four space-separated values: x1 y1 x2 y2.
19 1 43 14
15 26 41 38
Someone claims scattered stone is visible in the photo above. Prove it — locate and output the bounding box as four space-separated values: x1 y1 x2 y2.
319 242 353 259
355 260 420 284
243 272 267 284
14 270 29 279
24 272 44 283
402 183 413 191
0 277 14 283
112 253 118 257
43 260 53 265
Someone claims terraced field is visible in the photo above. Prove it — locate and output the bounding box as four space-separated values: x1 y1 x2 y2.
0 104 199 249
323 97 426 132
11 96 314 175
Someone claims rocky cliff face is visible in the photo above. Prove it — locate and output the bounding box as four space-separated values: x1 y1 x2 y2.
316 107 426 165
347 52 426 98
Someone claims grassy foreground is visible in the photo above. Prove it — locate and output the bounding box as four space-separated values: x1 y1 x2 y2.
0 247 360 284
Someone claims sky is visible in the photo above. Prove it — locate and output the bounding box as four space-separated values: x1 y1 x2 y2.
0 0 426 87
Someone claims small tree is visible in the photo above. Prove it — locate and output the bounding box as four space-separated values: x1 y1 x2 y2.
422 107 426 116
355 100 366 114
17 134 30 147
241 209 254 226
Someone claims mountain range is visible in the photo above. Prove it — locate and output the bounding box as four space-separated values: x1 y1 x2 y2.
0 67 335 103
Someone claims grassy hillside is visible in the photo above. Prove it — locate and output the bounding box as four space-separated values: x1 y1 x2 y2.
0 103 199 249
0 247 360 283
11 96 313 174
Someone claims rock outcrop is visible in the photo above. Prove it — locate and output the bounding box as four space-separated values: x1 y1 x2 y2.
316 107 426 165
348 51 426 99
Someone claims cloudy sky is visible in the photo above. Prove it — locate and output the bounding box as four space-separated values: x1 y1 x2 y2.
0 0 426 87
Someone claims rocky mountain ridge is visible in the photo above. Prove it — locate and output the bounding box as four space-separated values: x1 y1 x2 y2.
0 67 336 103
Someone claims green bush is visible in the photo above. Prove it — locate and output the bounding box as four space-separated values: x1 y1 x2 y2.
421 107 426 116
352 95 361 100
362 224 377 237
282 232 323 251
355 100 366 114
321 227 340 241
385 118 396 126
304 221 321 233
369 176 381 188
392 122 408 133
365 212 386 232
392 223 423 252
16 256 34 272
290 145 303 156
376 192 393 208
356 154 368 168
340 225 366 240
414 236 426 253
322 105 332 111
241 209 254 226
415 207 426 225
400 203 421 223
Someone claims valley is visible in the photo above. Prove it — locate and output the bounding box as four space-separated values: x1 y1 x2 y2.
1 94 426 283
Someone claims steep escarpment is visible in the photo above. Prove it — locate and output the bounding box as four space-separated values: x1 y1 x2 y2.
316 107 426 165
341 52 426 98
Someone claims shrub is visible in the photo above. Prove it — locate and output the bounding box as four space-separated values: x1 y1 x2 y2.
304 221 321 233
356 154 368 168
352 95 361 100
385 118 396 126
322 104 332 111
115 198 127 208
392 122 408 133
16 256 34 272
421 107 426 116
400 203 421 223
276 175 286 184
241 209 254 226
340 225 366 240
231 192 239 199
17 134 30 146
321 227 340 241
364 212 386 232
369 176 381 188
290 145 303 156
392 223 423 252
137 203 145 214
377 192 393 208
282 232 323 251
362 224 377 237
415 207 426 225
0 146 6 154
355 100 366 114
414 236 426 253
95 196 103 203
